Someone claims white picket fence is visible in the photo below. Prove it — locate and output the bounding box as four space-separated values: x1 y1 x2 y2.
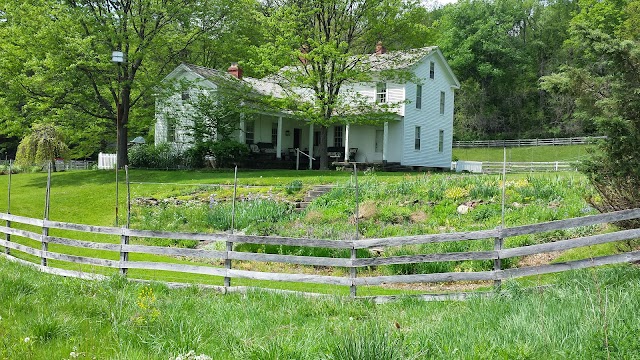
98 153 117 170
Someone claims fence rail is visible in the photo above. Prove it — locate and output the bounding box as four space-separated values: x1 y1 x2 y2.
1 207 639 300
452 161 575 174
453 136 606 148
0 160 94 171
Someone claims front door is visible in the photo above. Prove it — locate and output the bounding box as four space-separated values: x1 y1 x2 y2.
293 128 302 149
375 129 384 153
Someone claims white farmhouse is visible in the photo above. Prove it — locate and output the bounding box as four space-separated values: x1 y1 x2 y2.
155 46 460 169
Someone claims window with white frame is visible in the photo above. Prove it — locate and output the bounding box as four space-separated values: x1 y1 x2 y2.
414 126 421 150
416 84 422 109
440 91 445 114
334 126 343 147
439 130 444 152
376 82 387 103
245 120 255 144
430 62 435 79
167 117 176 142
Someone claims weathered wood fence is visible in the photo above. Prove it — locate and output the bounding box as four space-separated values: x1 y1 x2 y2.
453 136 606 148
2 208 640 300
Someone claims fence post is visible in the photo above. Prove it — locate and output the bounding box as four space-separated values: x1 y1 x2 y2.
225 165 238 288
120 165 130 276
5 160 12 255
41 162 52 267
350 164 359 298
494 231 503 291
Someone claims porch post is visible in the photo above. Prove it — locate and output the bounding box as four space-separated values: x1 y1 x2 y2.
276 116 283 159
383 121 389 162
308 123 314 169
239 114 246 144
344 124 350 162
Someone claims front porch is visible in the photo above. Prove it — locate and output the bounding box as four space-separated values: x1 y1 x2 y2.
238 114 401 169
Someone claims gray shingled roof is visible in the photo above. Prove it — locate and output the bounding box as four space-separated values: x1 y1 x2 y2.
361 46 437 71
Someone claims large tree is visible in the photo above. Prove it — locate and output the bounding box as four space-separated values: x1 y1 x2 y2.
256 0 432 169
0 0 258 166
542 0 640 222
433 0 577 140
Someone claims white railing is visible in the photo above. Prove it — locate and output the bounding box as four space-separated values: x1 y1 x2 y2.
295 148 315 170
452 161 575 174
98 153 117 170
453 136 606 148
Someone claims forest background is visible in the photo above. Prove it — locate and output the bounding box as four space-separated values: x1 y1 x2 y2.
0 0 637 162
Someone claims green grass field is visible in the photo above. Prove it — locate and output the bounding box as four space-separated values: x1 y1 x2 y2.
1 257 639 359
453 144 593 162
2 161 640 358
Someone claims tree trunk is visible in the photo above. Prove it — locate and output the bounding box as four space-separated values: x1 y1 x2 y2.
319 125 328 170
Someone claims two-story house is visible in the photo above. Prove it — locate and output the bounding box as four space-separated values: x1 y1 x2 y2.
155 46 460 169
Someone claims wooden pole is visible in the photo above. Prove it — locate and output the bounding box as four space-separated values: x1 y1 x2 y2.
350 163 358 298
120 165 130 276
225 165 238 288
5 160 11 255
115 160 119 227
42 161 52 267
495 147 507 290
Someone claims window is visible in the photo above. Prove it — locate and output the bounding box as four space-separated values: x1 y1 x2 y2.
167 117 176 142
245 120 254 144
439 130 444 152
271 123 278 145
440 91 446 114
181 90 190 101
334 126 343 147
429 62 435 79
414 126 421 150
416 85 422 109
314 131 321 147
376 82 387 103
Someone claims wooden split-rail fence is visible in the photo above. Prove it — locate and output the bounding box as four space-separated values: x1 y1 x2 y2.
2 208 640 301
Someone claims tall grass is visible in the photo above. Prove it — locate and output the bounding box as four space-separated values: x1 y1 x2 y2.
1 258 639 359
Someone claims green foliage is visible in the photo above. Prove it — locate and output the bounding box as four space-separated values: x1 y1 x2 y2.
209 140 250 168
15 123 69 169
540 0 640 226
285 180 303 194
128 143 185 169
181 140 250 169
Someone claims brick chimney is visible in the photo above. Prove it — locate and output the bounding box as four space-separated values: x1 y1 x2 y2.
375 41 386 55
227 62 243 79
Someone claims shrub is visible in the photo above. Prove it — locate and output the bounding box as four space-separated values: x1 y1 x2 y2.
285 180 303 194
128 143 185 169
209 140 249 168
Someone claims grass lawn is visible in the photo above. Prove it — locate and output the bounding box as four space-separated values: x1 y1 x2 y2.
453 144 593 162
1 257 639 359
2 168 640 358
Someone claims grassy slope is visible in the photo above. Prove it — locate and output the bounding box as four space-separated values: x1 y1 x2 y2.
1 258 639 359
453 144 592 162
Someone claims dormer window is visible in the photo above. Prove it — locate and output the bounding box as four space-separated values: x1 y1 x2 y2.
376 82 387 103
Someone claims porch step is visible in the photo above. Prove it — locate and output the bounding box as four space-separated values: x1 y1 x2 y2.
295 185 335 211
